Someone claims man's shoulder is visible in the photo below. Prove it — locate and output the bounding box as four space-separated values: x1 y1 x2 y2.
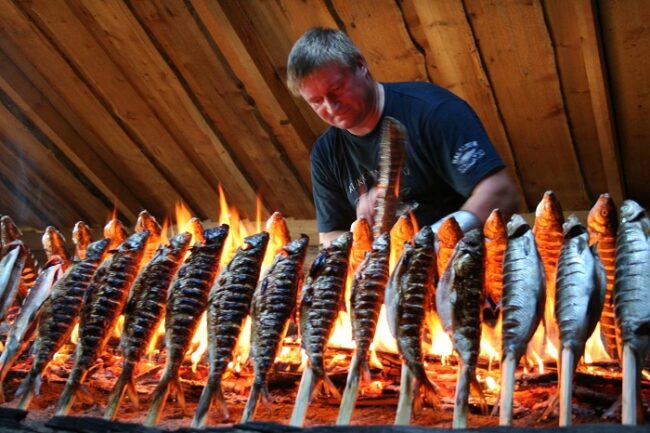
384 81 460 107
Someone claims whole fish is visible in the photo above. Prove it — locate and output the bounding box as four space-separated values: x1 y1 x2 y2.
436 216 463 279
241 235 309 423
373 117 407 239
337 232 391 424
0 256 63 401
104 232 192 420
145 225 229 426
264 212 291 265
614 200 650 425
192 232 269 427
42 226 71 269
498 214 546 425
299 232 352 397
387 226 439 416
587 193 619 360
1 217 39 304
533 191 564 350
14 238 110 410
72 221 93 261
55 231 149 416
390 215 414 271
135 210 162 266
554 215 606 426
436 229 486 428
104 216 128 251
483 209 508 326
0 241 27 321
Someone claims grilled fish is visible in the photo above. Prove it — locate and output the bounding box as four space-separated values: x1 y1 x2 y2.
15 238 110 410
533 191 564 350
390 215 414 271
498 214 546 425
72 221 93 261
436 229 486 428
55 231 149 416
373 117 407 239
241 235 309 423
554 215 606 425
104 216 128 251
299 232 352 399
614 200 650 424
192 232 269 427
42 226 70 269
587 194 619 360
387 226 439 415
436 216 463 279
0 257 63 401
483 209 508 326
145 224 229 426
104 232 192 420
135 210 162 266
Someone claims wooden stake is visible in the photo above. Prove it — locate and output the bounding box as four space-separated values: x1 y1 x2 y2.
622 344 638 425
499 353 516 426
289 364 315 426
559 348 575 426
337 354 361 425
453 361 470 429
394 363 414 425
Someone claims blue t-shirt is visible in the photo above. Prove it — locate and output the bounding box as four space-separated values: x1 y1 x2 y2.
310 82 505 233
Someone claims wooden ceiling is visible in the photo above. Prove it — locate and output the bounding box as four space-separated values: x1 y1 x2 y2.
0 0 648 231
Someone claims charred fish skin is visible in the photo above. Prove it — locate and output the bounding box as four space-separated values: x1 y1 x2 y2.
300 232 352 381
251 235 309 384
351 232 390 364
145 225 229 426
614 200 650 358
556 215 606 355
104 232 192 420
193 232 270 425
72 221 93 261
502 215 546 361
587 194 620 360
14 238 110 409
395 226 437 387
55 231 149 416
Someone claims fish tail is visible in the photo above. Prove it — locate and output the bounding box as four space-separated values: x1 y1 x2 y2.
241 378 263 423
322 372 341 401
192 375 220 428
144 369 172 426
15 372 38 410
54 367 85 416
104 361 135 420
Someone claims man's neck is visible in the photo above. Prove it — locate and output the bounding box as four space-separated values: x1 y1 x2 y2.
347 83 385 137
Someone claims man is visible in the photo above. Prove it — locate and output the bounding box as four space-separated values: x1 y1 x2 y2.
287 27 519 247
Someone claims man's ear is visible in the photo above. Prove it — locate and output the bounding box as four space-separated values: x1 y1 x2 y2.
356 55 370 76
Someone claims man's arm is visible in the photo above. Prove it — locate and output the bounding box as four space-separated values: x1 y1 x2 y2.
460 168 519 223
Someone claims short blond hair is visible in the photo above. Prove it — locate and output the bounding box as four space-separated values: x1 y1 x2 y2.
286 27 362 96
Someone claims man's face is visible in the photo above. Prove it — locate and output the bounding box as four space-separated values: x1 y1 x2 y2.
298 61 374 131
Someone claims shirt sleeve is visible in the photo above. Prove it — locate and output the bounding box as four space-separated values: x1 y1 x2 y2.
310 141 356 233
427 99 505 196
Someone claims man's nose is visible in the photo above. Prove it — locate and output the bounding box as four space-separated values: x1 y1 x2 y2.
323 96 340 115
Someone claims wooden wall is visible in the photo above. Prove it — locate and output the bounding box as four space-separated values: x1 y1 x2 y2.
0 0 647 234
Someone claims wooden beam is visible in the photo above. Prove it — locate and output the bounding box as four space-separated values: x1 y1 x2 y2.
0 0 178 221
0 52 139 222
401 0 528 211
126 0 314 218
0 170 48 229
464 0 590 210
572 0 625 204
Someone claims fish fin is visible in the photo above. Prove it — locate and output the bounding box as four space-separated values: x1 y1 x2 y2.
144 371 171 426
412 382 423 416
470 376 488 415
322 373 341 401
126 377 139 410
261 382 272 406
360 358 372 384
192 378 214 428
213 384 230 420
173 377 186 413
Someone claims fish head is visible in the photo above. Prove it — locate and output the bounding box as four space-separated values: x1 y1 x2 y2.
620 200 647 224
562 214 587 239
134 210 162 237
390 215 415 247
483 208 507 241
86 238 111 262
103 216 127 250
534 190 564 231
372 232 391 252
72 221 92 247
186 217 205 245
351 217 373 249
330 231 353 253
265 211 291 247
587 193 618 236
203 224 230 249
42 226 67 257
284 234 309 257
437 216 463 249
1 215 22 245
120 230 150 252
507 214 530 238
168 231 192 260
413 225 434 249
242 231 270 253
